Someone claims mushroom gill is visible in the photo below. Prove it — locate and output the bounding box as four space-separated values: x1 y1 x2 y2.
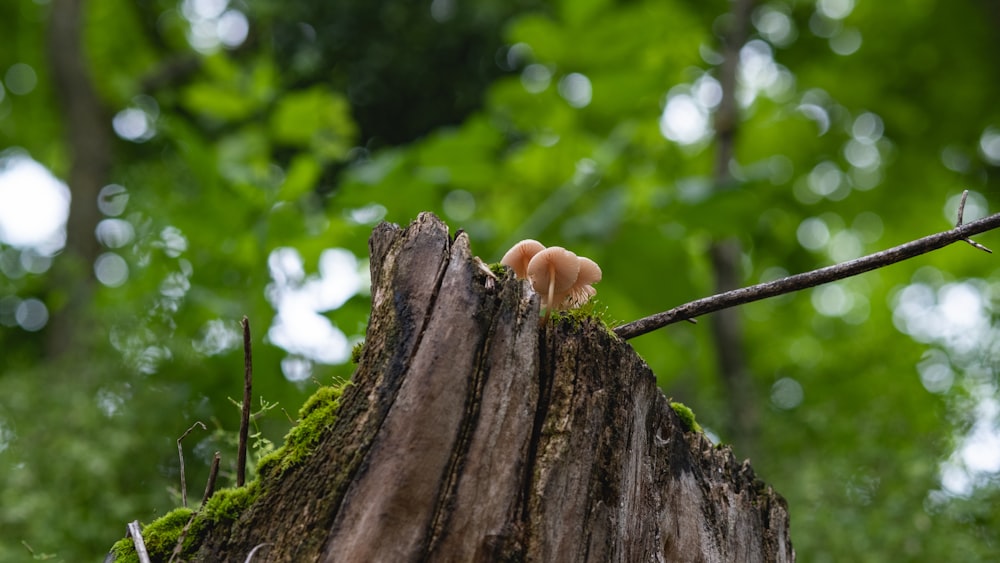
527 246 581 317
565 256 602 308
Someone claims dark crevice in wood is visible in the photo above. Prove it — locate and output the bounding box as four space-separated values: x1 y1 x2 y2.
426 240 505 555
518 321 555 553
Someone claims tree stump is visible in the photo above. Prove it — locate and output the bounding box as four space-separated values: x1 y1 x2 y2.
190 213 793 562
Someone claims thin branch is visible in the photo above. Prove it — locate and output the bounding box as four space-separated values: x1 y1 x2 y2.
956 190 969 226
963 238 992 253
956 189 993 253
127 521 152 563
168 514 197 563
203 451 222 504
614 210 1000 340
168 451 221 563
238 316 253 487
177 421 206 508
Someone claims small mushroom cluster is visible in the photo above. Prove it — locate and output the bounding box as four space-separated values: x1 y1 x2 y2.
500 239 602 316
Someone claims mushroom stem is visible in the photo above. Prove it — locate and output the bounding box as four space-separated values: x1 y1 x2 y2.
544 262 555 325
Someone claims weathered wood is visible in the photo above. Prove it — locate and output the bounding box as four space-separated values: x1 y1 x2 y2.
191 212 793 562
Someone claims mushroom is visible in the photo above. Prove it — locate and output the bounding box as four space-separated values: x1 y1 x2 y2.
500 239 546 278
527 246 580 321
565 256 602 307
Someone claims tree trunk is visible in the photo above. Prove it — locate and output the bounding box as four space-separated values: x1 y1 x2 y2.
47 0 112 358
189 213 793 562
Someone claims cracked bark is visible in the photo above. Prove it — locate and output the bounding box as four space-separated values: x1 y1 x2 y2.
187 213 793 562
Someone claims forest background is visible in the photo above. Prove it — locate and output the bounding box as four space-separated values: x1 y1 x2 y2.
2 0 1000 560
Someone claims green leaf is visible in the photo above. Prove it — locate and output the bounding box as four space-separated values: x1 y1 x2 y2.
279 154 322 201
270 87 357 160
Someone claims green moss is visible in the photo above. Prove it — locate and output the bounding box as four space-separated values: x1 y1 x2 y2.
201 481 259 523
350 340 364 364
110 485 264 562
299 384 343 419
110 507 196 563
144 507 199 556
551 299 620 336
257 381 348 479
488 262 509 277
111 380 351 561
670 401 703 433
110 537 133 562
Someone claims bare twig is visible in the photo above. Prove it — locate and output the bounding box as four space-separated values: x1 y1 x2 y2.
956 189 993 253
614 210 1000 340
238 316 253 487
203 451 221 504
956 190 969 226
177 421 207 508
963 238 991 253
168 514 197 563
127 521 152 563
168 451 220 563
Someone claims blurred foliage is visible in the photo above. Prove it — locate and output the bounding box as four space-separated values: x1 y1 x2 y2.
2 0 1000 560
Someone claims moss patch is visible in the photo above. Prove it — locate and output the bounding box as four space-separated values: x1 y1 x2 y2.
110 380 350 562
488 262 510 278
551 300 620 336
670 401 703 433
256 381 348 479
201 481 260 523
350 341 364 364
110 482 264 562
110 507 196 563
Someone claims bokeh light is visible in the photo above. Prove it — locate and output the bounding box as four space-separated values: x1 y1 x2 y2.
771 377 804 410
521 64 552 94
978 127 1000 166
98 184 129 216
443 190 476 221
660 93 710 145
95 219 135 249
817 0 856 21
180 0 249 52
4 63 37 95
0 152 70 254
796 216 830 250
15 298 48 332
266 247 367 377
558 73 593 108
192 318 241 356
753 4 797 47
94 252 129 287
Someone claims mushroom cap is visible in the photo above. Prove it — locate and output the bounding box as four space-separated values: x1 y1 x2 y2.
575 257 602 285
566 256 602 307
527 247 580 307
500 239 546 279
